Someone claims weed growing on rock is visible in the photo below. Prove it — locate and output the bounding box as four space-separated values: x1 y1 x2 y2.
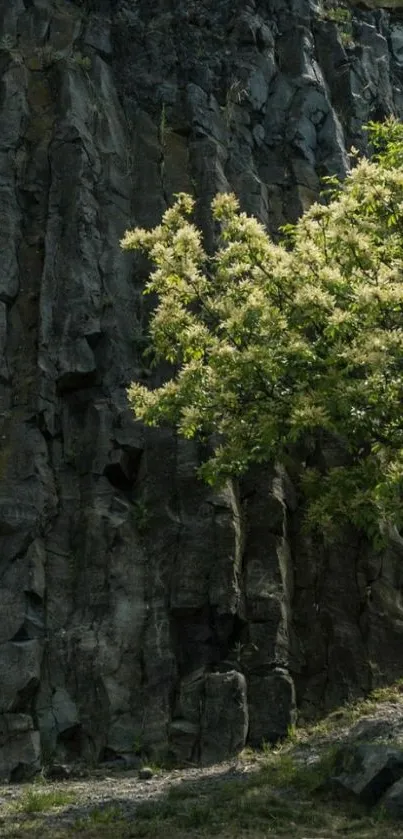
131 494 150 533
319 1 354 47
70 51 92 71
222 78 248 126
0 35 23 64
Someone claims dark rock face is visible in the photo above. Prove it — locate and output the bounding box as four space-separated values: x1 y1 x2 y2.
1 0 403 778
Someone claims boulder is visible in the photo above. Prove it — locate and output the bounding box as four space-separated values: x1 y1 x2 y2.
381 776 403 817
248 669 297 746
200 671 248 764
331 744 403 804
0 640 42 713
0 714 40 781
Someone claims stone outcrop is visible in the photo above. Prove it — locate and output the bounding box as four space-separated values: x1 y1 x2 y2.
330 743 403 803
1 0 403 778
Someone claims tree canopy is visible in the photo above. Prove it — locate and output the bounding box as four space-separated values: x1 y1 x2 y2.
121 120 403 543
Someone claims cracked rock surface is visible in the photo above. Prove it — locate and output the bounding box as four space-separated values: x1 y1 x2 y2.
1 0 403 778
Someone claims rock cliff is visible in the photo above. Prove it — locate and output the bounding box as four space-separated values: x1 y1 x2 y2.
1 0 403 779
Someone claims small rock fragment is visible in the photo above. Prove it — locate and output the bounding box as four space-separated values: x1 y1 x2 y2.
45 763 72 780
138 766 154 780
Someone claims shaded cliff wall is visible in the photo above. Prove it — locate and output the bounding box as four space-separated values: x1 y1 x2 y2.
1 0 403 778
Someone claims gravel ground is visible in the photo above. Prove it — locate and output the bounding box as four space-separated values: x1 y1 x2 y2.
0 757 260 830
2 696 403 837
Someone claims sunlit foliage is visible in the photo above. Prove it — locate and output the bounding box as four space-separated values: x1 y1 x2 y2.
121 120 403 543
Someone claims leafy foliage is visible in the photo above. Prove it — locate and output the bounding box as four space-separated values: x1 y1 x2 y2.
121 120 403 542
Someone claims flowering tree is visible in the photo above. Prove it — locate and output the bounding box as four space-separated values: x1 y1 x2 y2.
121 121 403 543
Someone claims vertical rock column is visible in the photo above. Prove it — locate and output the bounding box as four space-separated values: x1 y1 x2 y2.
0 0 59 780
242 467 297 744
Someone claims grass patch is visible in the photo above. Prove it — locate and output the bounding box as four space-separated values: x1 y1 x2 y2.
1 781 401 839
74 805 123 829
291 679 403 744
251 747 343 798
18 788 75 814
125 754 390 836
131 779 394 837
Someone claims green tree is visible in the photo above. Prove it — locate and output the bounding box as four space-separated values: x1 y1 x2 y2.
121 120 403 543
